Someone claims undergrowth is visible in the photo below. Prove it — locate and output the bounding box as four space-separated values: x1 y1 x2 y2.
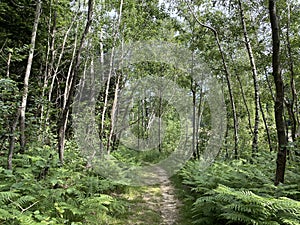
178 152 300 225
0 141 140 225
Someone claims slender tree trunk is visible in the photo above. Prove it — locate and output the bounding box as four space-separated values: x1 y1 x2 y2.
188 4 238 158
20 0 42 153
224 126 229 159
99 28 104 66
196 85 204 159
107 37 125 153
238 0 260 155
99 0 123 153
191 80 197 158
269 0 287 185
230 54 253 134
285 2 298 142
41 4 56 128
6 51 12 78
259 98 273 152
57 23 79 164
57 0 94 164
8 108 21 170
48 14 77 104
158 89 162 152
107 72 121 154
265 68 276 102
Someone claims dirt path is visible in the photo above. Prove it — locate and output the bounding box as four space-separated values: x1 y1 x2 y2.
123 167 181 225
156 167 181 225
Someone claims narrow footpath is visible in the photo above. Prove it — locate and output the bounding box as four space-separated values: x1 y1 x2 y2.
122 167 181 225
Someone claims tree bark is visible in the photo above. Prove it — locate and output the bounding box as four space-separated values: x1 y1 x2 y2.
231 54 253 134
6 51 12 78
8 108 21 170
20 0 42 153
48 14 77 104
196 84 204 159
238 0 260 155
99 0 123 153
187 3 238 158
57 0 94 164
269 0 287 185
107 71 121 154
41 3 57 127
285 2 298 142
158 89 162 153
191 81 196 158
259 98 273 152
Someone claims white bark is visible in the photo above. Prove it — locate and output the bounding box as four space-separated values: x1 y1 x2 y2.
100 0 123 152
20 0 42 152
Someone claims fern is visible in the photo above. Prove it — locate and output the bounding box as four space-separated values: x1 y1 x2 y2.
192 184 300 225
14 195 36 207
0 191 20 203
0 208 15 220
180 155 300 225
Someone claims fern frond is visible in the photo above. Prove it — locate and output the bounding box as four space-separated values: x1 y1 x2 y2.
15 195 36 207
0 191 19 203
0 208 15 220
221 212 258 224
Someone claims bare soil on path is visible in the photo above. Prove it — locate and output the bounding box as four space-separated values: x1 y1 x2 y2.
123 167 181 225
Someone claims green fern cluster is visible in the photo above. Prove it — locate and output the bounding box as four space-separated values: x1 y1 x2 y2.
193 184 300 225
179 153 300 225
0 142 129 225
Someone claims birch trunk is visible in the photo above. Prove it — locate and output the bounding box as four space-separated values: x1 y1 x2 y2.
187 4 239 158
57 0 94 164
20 0 42 153
41 3 56 127
6 51 12 78
238 0 260 155
99 0 123 153
285 2 298 142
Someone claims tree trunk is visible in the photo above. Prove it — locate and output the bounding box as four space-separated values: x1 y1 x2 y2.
6 51 12 78
265 68 275 102
158 89 162 153
233 59 253 134
196 84 204 159
269 0 287 185
99 0 123 153
188 3 238 158
8 108 21 170
57 0 94 164
107 71 121 154
20 0 42 153
191 79 197 158
238 0 260 155
41 3 56 129
259 98 273 152
48 14 77 104
285 2 298 142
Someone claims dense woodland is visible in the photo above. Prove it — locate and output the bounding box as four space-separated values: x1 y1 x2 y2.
1 0 300 224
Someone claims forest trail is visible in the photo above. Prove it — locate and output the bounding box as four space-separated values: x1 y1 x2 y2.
154 167 181 225
123 167 181 225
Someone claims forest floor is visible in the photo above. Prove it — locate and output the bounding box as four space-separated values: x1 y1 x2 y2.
116 167 181 225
